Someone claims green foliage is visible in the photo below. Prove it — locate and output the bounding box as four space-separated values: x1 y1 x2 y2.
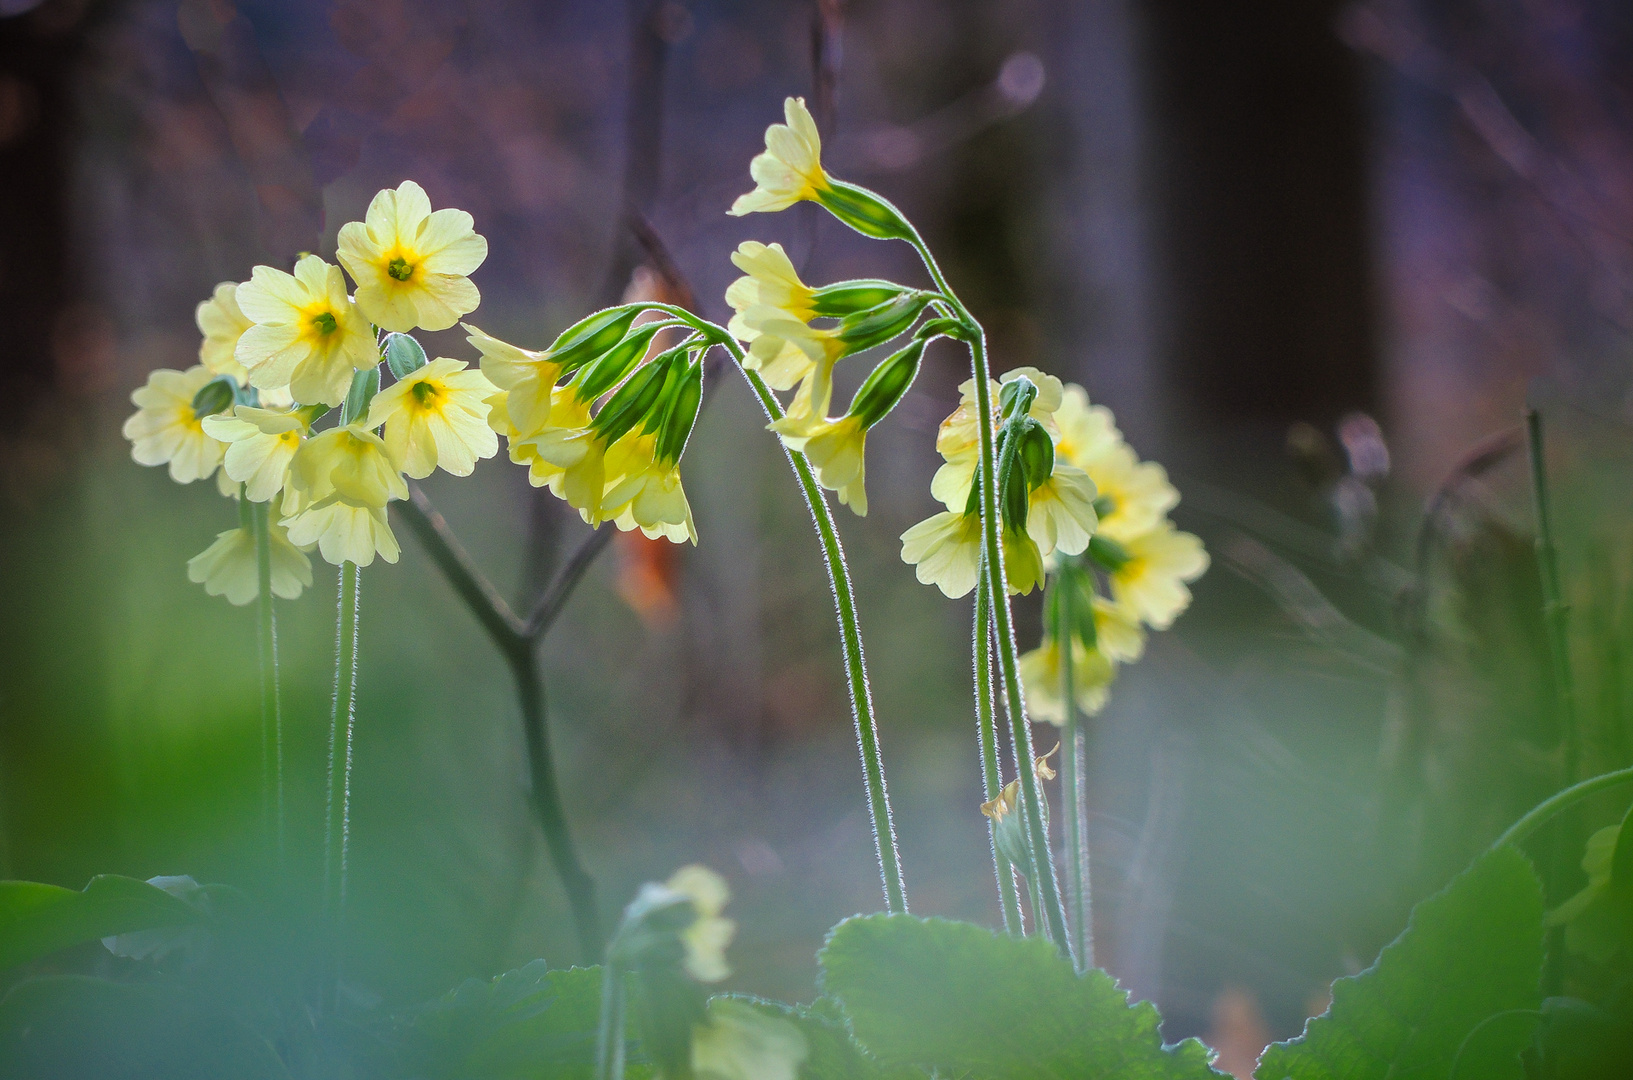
1523 996 1633 1080
818 913 1223 1079
1256 845 1545 1080
737 996 920 1080
0 975 289 1079
0 874 203 972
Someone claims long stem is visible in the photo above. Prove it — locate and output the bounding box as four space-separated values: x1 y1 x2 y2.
975 563 1024 934
594 964 626 1080
903 235 1072 955
1492 767 1633 851
251 498 283 858
1057 576 1092 969
323 560 361 1001
1527 408 1580 784
714 334 907 914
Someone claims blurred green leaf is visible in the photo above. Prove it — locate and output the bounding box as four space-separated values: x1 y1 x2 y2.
1256 845 1544 1080
818 914 1223 1079
0 875 203 971
0 975 288 1078
1523 997 1633 1080
737 996 920 1080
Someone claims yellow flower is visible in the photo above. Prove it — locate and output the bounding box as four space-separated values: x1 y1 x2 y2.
283 503 400 568
202 406 306 502
930 367 1066 511
602 431 697 544
465 324 568 441
1082 442 1178 543
725 241 820 391
1052 384 1122 470
195 282 253 381
489 388 589 494
1104 522 1208 630
521 417 609 524
900 511 1042 598
1024 463 1097 557
289 424 408 510
366 357 498 479
337 180 488 333
790 413 868 515
234 254 378 407
1019 635 1117 722
186 518 312 605
122 365 228 484
728 97 830 216
1091 596 1148 664
690 1000 808 1080
665 864 735 983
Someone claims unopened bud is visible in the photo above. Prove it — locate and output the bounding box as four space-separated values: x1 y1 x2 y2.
815 179 915 241
811 279 907 318
848 339 926 429
383 332 427 379
191 375 238 420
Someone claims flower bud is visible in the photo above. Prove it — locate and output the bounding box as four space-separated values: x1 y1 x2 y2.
190 374 238 420
835 293 930 356
999 374 1038 421
815 178 915 241
848 339 925 430
546 306 642 374
592 354 675 446
383 332 428 379
811 279 908 318
656 358 704 464
340 364 381 425
1016 422 1055 491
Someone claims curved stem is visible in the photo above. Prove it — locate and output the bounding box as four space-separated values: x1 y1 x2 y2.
717 334 907 914
1492 767 1633 851
250 498 283 860
323 560 361 1005
1057 577 1091 969
975 564 1024 934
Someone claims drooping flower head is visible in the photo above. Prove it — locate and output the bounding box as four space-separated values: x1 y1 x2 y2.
1018 596 1144 724
728 97 830 216
187 517 312 605
122 365 230 484
337 180 488 333
366 357 499 479
899 510 1042 598
235 255 377 407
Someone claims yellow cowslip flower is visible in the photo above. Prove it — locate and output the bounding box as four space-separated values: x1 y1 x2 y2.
725 241 819 391
465 323 570 442
899 510 1043 598
602 431 696 544
365 357 498 479
728 97 830 216
691 1000 808 1080
187 518 312 605
786 413 868 516
1024 463 1097 557
234 254 377 407
1081 441 1178 544
1052 384 1122 470
1019 635 1118 723
195 282 253 381
283 503 400 568
337 180 488 333
665 864 735 983
202 406 306 503
930 367 1065 511
522 417 609 524
1102 521 1209 630
289 423 408 511
123 365 228 484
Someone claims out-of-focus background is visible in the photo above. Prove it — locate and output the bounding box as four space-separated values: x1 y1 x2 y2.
5 0 1633 1067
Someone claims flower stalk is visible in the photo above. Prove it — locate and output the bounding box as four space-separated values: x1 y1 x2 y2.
1056 572 1092 969
975 564 1025 934
323 560 361 1005
251 497 284 858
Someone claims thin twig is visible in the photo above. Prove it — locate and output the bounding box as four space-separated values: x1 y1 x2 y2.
526 527 617 639
399 486 526 641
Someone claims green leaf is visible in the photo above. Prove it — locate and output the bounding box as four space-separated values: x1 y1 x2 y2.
737 996 920 1080
1255 845 1545 1080
0 875 203 971
819 914 1223 1079
0 975 289 1078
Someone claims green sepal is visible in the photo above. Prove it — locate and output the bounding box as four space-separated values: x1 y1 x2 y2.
1088 534 1131 573
1017 422 1054 491
815 178 915 241
998 375 1038 421
835 293 930 357
915 316 969 342
591 355 674 447
190 374 238 420
656 358 704 464
1044 562 1099 650
848 339 925 429
812 279 908 318
574 322 675 402
340 364 381 426
383 332 428 379
547 306 642 374
995 424 1030 533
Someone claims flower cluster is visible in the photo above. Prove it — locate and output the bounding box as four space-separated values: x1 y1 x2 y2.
1017 387 1208 722
124 181 497 601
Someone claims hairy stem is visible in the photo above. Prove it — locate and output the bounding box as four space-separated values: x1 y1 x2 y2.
1056 577 1092 969
1493 766 1633 851
975 565 1024 933
250 498 283 859
322 560 361 1004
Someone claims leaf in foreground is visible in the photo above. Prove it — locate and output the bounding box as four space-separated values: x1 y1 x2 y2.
0 875 203 972
819 913 1223 1079
1255 844 1544 1080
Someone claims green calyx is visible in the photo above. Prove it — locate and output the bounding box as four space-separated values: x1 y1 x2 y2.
836 293 931 357
812 279 908 318
546 306 641 374
1087 534 1130 573
999 375 1038 421
590 354 676 447
191 375 238 420
654 358 704 465
1045 562 1099 650
573 322 678 403
815 178 915 241
848 339 926 430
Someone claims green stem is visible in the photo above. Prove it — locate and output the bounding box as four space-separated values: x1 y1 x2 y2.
975 562 1024 934
323 560 361 1003
1526 409 1580 784
250 498 283 859
1057 576 1092 970
594 965 626 1080
711 332 907 914
1492 767 1633 851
